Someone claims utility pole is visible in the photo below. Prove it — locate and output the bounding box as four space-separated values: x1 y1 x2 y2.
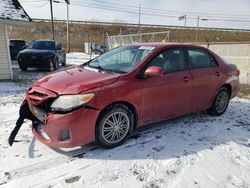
49 0 55 40
66 1 70 52
179 14 187 42
139 3 142 42
195 16 200 43
139 4 141 28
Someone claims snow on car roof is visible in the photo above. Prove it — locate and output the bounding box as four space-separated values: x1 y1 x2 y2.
0 0 31 22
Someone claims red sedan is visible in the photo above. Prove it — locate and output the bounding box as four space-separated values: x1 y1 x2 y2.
22 43 240 148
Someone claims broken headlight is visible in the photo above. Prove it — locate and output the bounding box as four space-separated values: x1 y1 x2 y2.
51 94 95 112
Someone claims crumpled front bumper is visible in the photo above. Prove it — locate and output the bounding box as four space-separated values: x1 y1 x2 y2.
31 104 100 148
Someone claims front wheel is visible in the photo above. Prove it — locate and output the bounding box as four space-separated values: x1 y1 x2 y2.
209 87 230 116
96 105 133 148
52 58 59 71
20 66 27 71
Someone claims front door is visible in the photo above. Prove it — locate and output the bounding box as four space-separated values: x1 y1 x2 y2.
141 48 192 122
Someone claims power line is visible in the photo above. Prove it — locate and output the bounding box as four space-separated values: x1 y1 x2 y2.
75 0 250 19
71 2 183 18
19 0 250 24
51 0 250 20
70 2 250 23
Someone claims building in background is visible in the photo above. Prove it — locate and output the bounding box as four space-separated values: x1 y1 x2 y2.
0 0 31 80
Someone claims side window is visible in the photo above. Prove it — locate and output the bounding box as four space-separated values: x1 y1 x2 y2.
188 49 216 69
147 48 186 74
163 49 186 73
58 43 62 49
208 54 217 67
56 42 62 50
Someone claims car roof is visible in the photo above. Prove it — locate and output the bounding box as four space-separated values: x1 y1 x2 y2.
128 43 207 50
33 39 56 42
9 39 26 42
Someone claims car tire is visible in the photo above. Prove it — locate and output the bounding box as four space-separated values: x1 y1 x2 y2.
62 55 66 66
20 66 27 71
52 58 59 71
96 104 134 149
208 87 230 116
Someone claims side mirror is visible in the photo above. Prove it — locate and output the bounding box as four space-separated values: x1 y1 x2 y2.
144 66 164 78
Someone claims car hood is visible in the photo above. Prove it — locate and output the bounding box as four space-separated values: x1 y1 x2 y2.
19 49 54 55
32 66 121 94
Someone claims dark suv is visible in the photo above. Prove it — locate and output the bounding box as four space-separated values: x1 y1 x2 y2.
9 39 26 60
17 39 66 71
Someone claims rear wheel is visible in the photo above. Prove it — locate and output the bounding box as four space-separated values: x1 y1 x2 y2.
96 105 133 148
209 87 230 116
62 55 66 66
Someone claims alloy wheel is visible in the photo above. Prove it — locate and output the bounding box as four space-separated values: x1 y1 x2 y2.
215 90 229 113
101 111 130 144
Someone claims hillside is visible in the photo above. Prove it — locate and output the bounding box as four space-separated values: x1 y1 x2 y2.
8 21 250 51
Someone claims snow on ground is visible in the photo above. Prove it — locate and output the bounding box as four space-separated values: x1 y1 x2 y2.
0 53 250 188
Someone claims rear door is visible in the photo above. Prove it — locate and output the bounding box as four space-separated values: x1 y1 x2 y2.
186 48 224 111
141 48 192 121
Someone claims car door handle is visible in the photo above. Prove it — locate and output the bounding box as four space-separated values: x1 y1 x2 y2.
183 76 191 82
215 71 221 77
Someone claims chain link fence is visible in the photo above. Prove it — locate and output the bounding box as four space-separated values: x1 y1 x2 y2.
107 31 170 49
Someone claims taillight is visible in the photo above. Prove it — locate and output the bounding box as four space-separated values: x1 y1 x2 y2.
237 69 240 76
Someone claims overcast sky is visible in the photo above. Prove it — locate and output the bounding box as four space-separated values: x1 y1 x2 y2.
19 0 250 29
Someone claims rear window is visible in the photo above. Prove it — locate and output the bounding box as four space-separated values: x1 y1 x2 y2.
9 40 26 47
27 41 55 50
187 49 217 69
222 58 231 65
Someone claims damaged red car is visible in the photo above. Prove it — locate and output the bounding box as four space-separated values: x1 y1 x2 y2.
12 44 240 148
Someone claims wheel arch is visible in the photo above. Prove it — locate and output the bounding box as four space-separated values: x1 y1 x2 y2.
221 83 232 97
95 101 138 132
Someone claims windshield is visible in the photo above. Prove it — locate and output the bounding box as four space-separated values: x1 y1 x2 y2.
27 41 55 50
87 45 155 73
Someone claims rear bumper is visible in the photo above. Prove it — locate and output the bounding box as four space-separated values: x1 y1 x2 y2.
230 80 240 98
32 106 100 148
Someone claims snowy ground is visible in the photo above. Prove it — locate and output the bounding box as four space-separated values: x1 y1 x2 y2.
0 53 250 188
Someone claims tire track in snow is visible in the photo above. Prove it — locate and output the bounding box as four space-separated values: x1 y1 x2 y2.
3 146 98 183
29 161 103 188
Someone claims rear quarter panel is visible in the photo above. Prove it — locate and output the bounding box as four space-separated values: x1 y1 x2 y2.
212 52 240 98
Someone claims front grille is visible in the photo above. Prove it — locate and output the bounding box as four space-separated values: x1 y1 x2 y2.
24 54 43 62
27 88 57 112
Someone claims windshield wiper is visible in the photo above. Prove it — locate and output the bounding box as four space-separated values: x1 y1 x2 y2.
80 61 90 67
88 64 115 74
111 69 126 74
82 61 126 74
